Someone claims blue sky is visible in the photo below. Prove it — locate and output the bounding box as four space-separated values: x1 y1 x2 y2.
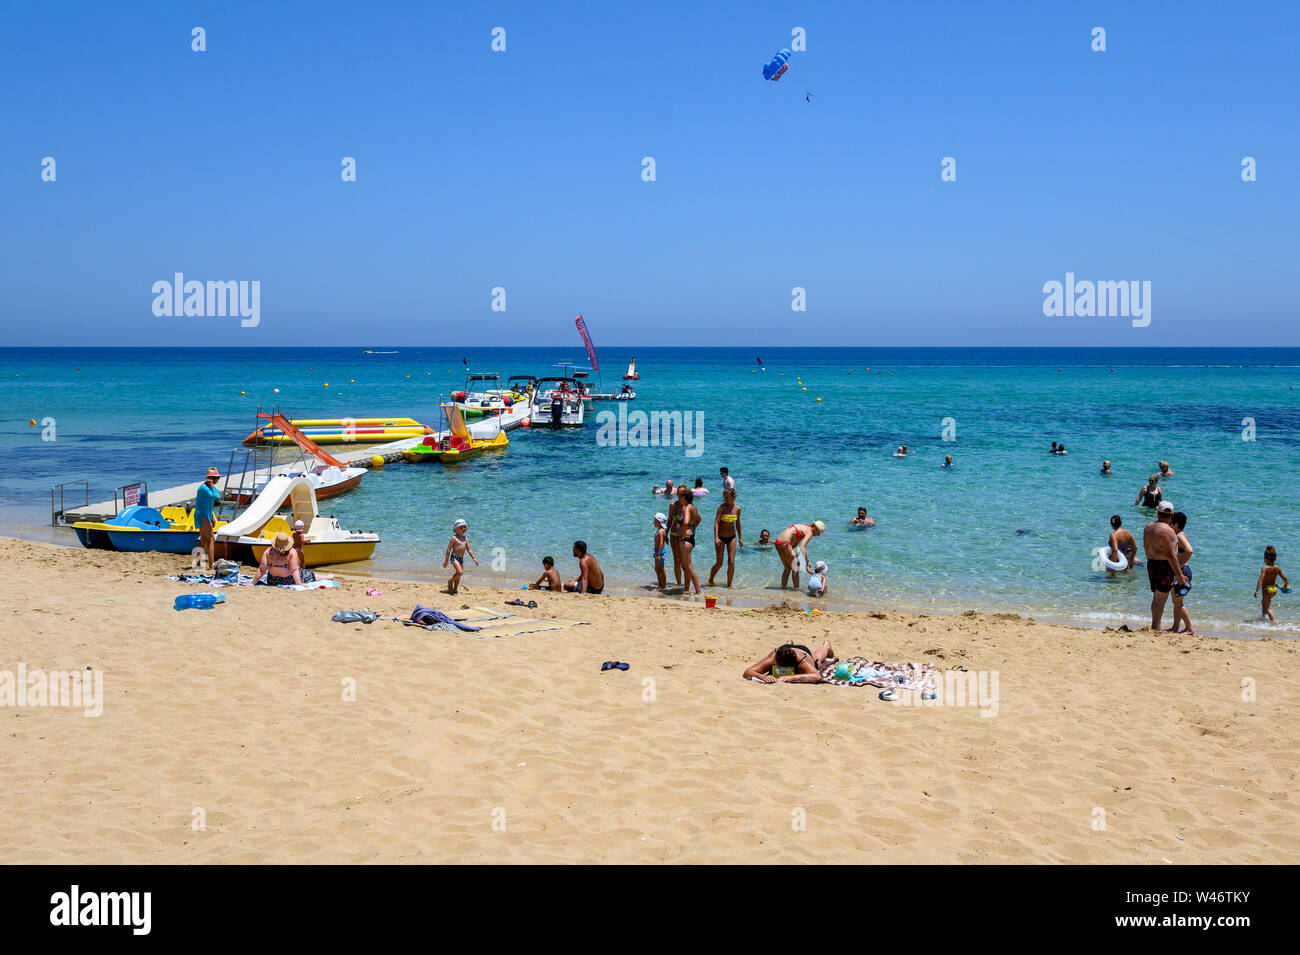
2 0 1296 346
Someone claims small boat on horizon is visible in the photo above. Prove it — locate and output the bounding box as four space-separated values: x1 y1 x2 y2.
623 358 640 380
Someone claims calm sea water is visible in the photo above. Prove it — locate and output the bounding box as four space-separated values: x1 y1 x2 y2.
3 347 1298 637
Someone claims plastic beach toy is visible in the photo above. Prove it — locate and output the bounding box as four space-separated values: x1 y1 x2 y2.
174 592 225 611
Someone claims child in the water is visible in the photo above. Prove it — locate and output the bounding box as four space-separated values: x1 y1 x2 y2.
756 528 773 548
1255 546 1289 621
652 513 668 590
806 560 829 597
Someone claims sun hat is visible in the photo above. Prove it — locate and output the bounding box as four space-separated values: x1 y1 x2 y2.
454 518 468 529
812 520 826 533
1157 501 1174 513
205 467 220 478
272 532 292 552
292 520 305 531
654 513 667 527
814 560 828 574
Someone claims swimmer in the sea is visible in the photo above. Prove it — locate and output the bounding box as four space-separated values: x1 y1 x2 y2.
943 454 952 468
1158 460 1174 478
1107 514 1139 571
1100 459 1112 475
1135 474 1163 508
756 529 773 548
850 507 874 527
1255 546 1289 622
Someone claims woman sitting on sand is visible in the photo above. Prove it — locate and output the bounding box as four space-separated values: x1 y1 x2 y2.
253 532 311 586
774 520 825 590
743 640 836 684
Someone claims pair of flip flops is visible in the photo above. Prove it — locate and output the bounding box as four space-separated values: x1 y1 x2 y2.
506 599 539 609
601 661 630 671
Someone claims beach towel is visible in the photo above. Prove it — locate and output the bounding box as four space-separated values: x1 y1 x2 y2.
818 657 938 692
452 605 592 638
332 610 380 624
278 580 341 591
405 605 482 632
166 572 255 587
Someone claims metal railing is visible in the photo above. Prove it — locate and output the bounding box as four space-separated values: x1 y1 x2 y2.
50 480 89 526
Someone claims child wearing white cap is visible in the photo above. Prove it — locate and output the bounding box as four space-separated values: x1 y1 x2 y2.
442 519 478 595
806 560 829 597
653 513 668 590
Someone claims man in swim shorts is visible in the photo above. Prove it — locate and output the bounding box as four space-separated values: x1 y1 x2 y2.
1142 501 1187 629
564 540 605 594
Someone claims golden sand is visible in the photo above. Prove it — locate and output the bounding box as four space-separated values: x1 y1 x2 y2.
2 536 1296 863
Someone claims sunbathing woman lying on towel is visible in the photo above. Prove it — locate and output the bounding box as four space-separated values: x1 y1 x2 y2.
743 640 836 684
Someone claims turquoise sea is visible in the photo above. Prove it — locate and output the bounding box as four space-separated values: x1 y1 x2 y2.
2 347 1298 638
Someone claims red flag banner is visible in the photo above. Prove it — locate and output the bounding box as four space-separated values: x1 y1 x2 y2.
574 314 600 372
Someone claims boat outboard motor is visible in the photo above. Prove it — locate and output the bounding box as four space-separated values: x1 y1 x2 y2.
550 395 563 428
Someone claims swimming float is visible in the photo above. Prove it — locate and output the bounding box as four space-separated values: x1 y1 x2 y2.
1098 544 1129 571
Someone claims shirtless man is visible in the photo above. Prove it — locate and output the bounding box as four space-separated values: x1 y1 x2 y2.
1135 474 1163 508
1142 501 1187 629
1107 515 1139 570
564 540 605 594
742 640 836 684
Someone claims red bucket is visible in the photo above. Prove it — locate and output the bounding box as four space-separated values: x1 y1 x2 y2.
704 597 717 609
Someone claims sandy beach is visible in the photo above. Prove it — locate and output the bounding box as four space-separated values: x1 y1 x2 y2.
1 534 1296 865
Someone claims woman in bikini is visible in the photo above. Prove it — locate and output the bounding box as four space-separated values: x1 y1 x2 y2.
666 492 686 587
673 484 702 595
255 532 306 586
742 640 837 684
707 488 742 588
774 520 825 590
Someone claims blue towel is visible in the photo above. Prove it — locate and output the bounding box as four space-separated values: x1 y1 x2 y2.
410 605 481 632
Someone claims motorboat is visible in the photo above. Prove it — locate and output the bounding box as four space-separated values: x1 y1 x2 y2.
530 377 585 427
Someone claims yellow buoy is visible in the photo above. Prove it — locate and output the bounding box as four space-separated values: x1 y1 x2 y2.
801 387 807 391
370 455 385 468
28 418 36 426
816 397 822 402
350 379 355 383
240 391 245 395
324 383 329 387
